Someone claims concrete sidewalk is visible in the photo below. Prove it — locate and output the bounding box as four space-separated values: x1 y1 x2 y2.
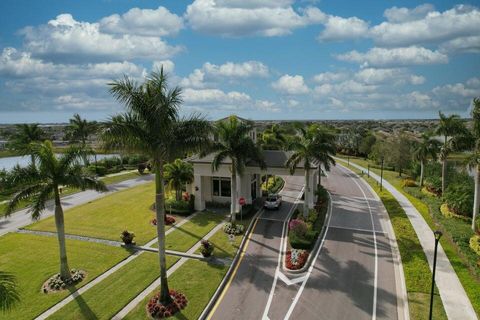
0 174 154 237
338 158 477 320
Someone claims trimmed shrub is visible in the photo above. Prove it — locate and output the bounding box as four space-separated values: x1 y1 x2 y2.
138 163 147 174
200 240 214 257
120 230 135 245
289 219 308 237
150 215 176 226
444 183 474 217
290 230 318 250
88 164 107 176
470 235 480 256
424 176 442 195
42 269 86 293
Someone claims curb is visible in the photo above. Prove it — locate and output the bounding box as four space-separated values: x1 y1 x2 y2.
281 193 331 274
198 207 263 320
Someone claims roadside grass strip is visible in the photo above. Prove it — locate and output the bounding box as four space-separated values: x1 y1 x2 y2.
47 253 179 320
343 162 447 319
25 182 168 245
123 258 229 320
0 233 130 319
343 156 480 318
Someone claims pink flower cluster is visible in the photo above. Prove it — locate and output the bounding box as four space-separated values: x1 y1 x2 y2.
147 290 188 318
289 219 308 237
151 215 176 226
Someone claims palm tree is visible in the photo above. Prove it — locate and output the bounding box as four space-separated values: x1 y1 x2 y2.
261 124 287 150
66 114 98 165
436 112 468 194
103 69 212 305
5 141 106 280
8 124 44 170
210 116 266 224
467 98 480 231
413 133 440 187
164 159 194 201
287 124 336 217
0 271 19 312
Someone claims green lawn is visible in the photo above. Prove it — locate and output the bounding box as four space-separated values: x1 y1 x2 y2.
153 211 226 252
123 259 228 320
0 233 131 319
340 156 480 317
100 171 148 185
26 182 168 245
342 163 447 319
48 253 179 320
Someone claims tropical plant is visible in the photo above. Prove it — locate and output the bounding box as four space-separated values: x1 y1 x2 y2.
287 124 336 217
467 97 480 231
0 271 20 312
436 111 468 194
5 141 107 281
164 159 194 201
66 113 98 165
8 124 44 170
260 124 287 150
413 132 440 187
209 116 266 224
103 68 212 305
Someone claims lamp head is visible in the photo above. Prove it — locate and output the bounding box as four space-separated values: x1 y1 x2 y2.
434 230 443 240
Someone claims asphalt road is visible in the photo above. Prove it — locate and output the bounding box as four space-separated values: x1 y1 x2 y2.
0 174 154 237
209 165 405 320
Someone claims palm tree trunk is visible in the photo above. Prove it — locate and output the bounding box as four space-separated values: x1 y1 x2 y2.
318 166 322 189
231 170 237 224
303 168 309 218
54 189 71 280
472 165 480 232
176 188 181 201
420 160 425 187
442 158 447 195
30 154 36 171
154 161 172 305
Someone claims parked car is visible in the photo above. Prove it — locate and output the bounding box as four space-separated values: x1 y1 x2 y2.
264 194 282 210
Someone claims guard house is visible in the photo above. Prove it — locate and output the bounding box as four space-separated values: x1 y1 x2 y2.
186 149 319 212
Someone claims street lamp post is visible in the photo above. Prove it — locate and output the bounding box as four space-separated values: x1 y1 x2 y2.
429 230 443 320
380 157 384 191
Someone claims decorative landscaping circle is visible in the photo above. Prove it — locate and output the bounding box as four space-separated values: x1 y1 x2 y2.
151 215 176 226
42 269 86 293
146 290 188 318
285 249 309 270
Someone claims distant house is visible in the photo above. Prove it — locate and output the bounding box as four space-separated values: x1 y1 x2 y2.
185 116 318 211
0 140 7 150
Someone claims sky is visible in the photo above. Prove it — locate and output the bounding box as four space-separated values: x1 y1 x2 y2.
0 0 479 123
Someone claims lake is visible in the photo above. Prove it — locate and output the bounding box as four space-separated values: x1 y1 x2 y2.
0 154 120 171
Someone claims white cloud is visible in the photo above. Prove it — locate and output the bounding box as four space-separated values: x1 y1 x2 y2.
185 0 323 37
152 60 175 74
336 46 448 67
439 35 480 53
255 99 280 112
288 99 299 107
203 61 269 78
272 74 309 94
383 4 435 23
99 6 183 37
21 13 182 63
318 15 369 41
183 88 251 104
313 71 348 83
354 68 425 85
371 5 480 47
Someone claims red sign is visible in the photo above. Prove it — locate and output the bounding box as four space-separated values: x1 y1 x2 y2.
238 197 246 206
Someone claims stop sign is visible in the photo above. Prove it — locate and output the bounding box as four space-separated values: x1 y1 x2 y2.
238 197 246 206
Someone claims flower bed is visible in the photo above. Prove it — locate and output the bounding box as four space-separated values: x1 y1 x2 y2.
223 222 244 235
440 203 471 221
151 215 176 226
42 269 86 293
470 235 480 256
200 240 214 257
146 290 188 318
285 249 309 270
421 187 439 198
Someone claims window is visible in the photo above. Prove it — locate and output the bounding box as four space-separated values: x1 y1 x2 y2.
212 177 231 197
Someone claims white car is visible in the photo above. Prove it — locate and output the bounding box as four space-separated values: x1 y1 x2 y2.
264 194 282 210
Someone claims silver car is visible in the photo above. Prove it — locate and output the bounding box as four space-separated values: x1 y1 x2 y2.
264 194 282 210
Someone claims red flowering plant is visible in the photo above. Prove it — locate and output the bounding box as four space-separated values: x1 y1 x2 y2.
146 290 188 318
151 215 176 226
182 192 190 201
285 249 309 270
288 219 308 237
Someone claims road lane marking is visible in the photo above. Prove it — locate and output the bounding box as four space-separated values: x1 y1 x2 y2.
262 186 304 320
277 270 307 286
338 165 378 320
257 217 286 222
283 191 333 320
328 225 387 234
206 218 259 320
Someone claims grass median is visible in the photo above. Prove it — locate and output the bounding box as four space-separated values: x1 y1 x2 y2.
0 233 130 319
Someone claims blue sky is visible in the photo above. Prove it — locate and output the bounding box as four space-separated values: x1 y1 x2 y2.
0 0 479 123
